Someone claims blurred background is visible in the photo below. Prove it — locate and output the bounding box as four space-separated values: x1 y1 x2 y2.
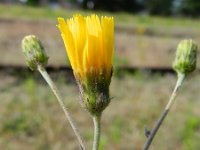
1 0 200 150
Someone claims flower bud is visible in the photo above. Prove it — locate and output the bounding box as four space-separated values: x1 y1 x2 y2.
22 35 48 70
173 39 197 75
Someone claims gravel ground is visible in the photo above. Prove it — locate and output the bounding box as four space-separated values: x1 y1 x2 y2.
1 18 200 68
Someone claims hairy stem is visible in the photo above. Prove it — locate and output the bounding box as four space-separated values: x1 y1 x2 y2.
38 65 86 150
144 73 185 150
92 114 101 150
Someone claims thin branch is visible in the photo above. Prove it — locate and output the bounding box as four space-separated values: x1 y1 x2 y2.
38 65 86 150
143 73 185 150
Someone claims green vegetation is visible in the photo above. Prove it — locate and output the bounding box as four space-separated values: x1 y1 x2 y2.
180 109 200 150
1 4 200 28
1 73 200 149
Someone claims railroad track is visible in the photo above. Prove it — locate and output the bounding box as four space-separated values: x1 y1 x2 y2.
0 64 176 75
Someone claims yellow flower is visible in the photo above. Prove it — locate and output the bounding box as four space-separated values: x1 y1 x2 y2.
57 14 114 115
57 14 114 79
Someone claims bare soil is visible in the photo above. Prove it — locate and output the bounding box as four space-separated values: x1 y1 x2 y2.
1 18 200 68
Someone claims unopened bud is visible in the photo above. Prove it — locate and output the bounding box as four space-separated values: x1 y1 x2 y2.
173 39 197 75
22 35 48 70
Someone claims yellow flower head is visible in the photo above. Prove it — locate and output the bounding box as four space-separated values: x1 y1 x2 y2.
57 14 114 80
57 14 114 115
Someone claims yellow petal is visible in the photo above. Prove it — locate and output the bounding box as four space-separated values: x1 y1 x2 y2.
101 16 114 69
57 17 77 69
58 14 114 81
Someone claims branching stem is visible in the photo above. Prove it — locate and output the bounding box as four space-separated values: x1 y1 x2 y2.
144 73 185 150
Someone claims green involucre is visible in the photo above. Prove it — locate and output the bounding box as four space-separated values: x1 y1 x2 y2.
173 39 197 75
22 35 48 70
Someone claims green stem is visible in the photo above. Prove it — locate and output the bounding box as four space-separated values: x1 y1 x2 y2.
92 114 101 150
165 73 185 110
143 73 185 150
37 65 86 150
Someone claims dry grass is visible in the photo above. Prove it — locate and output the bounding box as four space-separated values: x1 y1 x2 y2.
1 72 200 150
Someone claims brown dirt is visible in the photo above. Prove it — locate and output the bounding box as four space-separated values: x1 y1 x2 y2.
0 18 200 68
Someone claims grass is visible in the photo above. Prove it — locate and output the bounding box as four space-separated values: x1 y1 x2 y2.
1 4 200 29
1 72 200 150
